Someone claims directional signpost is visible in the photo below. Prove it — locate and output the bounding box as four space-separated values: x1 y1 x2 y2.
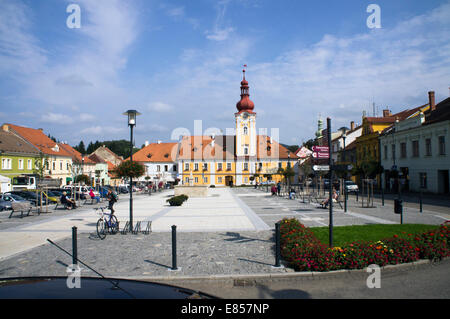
313 165 330 171
312 146 330 159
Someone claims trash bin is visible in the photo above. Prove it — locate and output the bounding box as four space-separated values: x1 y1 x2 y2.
394 199 403 214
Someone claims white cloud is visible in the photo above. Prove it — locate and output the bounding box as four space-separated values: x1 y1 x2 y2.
205 27 235 41
40 113 73 124
148 101 174 113
79 113 95 121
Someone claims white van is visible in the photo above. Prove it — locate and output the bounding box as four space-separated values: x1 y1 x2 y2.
63 185 99 199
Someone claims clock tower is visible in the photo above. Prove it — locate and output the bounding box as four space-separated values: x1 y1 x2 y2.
235 68 256 157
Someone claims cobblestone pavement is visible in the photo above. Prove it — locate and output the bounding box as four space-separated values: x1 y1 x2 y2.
0 187 448 280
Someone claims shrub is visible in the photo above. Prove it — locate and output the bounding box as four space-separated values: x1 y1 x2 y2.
166 194 189 206
279 218 450 272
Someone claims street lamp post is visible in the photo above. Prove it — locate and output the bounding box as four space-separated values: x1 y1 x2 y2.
123 109 141 232
342 131 347 212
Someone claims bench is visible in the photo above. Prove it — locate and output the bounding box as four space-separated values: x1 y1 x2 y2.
9 202 33 218
54 199 69 210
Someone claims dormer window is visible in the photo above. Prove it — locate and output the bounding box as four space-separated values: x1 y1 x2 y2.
52 144 59 152
147 153 152 158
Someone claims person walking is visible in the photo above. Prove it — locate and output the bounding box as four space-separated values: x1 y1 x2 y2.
277 181 281 196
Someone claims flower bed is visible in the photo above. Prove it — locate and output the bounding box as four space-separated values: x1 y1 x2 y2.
280 218 450 272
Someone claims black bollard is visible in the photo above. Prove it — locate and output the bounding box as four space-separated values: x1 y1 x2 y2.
275 222 281 267
420 191 423 213
171 225 177 270
72 226 77 266
381 188 384 206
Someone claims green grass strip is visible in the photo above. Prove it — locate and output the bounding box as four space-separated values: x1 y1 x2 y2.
311 224 441 247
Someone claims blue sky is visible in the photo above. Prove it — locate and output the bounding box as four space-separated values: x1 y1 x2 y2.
0 0 449 148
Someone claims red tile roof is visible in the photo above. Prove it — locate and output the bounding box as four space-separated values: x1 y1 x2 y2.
126 142 178 162
59 143 95 164
3 123 73 157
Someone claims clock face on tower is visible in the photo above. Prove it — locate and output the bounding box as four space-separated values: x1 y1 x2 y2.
242 112 249 119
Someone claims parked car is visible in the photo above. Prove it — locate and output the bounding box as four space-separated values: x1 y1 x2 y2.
4 191 40 206
0 198 12 211
62 185 90 199
26 189 58 203
345 181 359 193
1 194 30 208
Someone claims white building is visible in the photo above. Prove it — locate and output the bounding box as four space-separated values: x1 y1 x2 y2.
131 141 178 185
380 93 450 194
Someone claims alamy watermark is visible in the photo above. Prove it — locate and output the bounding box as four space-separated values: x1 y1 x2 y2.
367 4 382 29
366 264 381 288
66 264 82 289
66 4 81 29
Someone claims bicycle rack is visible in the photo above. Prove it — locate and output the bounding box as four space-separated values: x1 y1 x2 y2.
121 221 129 235
133 221 141 234
143 221 152 235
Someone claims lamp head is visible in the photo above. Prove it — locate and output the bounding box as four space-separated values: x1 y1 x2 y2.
123 109 141 126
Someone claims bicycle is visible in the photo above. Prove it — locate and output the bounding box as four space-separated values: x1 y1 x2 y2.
95 207 119 240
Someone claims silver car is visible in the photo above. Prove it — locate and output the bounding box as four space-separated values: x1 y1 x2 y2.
345 181 359 193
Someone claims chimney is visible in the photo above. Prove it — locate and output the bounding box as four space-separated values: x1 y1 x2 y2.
350 121 355 131
211 140 215 148
145 141 149 147
382 109 391 117
428 91 435 111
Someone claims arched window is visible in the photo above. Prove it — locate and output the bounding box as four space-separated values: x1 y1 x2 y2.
243 126 248 135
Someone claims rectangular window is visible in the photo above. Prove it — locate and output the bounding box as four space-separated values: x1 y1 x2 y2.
203 177 208 183
203 163 208 170
18 159 24 170
2 158 12 169
384 145 388 160
391 144 396 160
259 162 263 170
244 147 248 155
243 163 248 171
66 162 70 170
157 165 160 172
28 159 32 170
412 140 419 157
425 139 432 156
194 177 198 183
227 163 232 171
419 173 427 189
173 165 177 171
218 177 222 183
439 136 446 155
60 161 63 170
194 163 199 171
164 165 168 172
52 161 56 171
185 177 189 183
217 163 222 171
184 163 189 171
244 177 248 183
278 162 282 169
400 143 407 158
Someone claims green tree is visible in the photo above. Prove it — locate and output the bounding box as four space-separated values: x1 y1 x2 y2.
33 153 50 181
74 174 90 185
74 141 86 154
115 161 145 179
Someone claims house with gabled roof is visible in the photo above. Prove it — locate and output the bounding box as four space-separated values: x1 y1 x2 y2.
0 127 40 191
1 123 73 186
128 141 178 185
380 92 450 194
354 98 431 187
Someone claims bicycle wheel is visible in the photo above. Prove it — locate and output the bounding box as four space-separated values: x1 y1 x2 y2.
110 215 119 234
96 218 107 240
